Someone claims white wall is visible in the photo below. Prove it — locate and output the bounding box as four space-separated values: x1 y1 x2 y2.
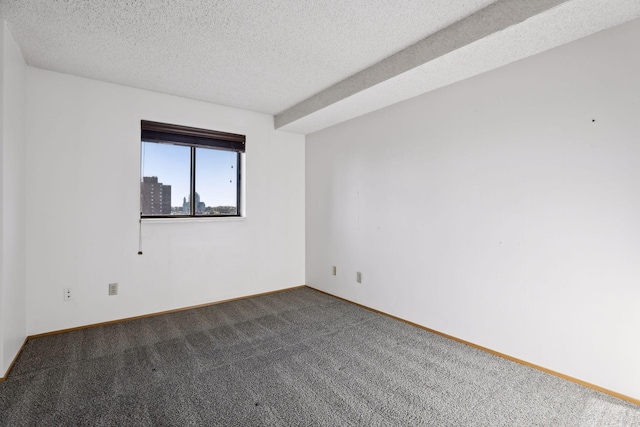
26 68 305 335
1 21 27 377
306 19 640 399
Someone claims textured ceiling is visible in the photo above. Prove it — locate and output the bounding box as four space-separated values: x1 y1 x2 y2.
1 0 639 135
0 0 495 112
278 0 640 133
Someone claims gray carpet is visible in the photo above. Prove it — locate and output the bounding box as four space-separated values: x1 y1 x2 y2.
1 287 638 426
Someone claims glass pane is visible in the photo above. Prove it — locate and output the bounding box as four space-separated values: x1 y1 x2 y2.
141 142 191 216
195 148 238 215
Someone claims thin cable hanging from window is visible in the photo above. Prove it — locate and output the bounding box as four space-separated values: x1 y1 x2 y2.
138 142 145 255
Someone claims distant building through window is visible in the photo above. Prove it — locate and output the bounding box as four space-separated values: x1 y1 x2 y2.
141 176 171 215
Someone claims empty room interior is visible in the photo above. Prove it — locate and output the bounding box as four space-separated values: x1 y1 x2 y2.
1 0 640 425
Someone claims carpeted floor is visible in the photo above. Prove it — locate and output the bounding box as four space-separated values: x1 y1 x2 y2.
1 287 638 426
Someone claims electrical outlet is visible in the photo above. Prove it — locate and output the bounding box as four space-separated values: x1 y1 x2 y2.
332 266 337 276
63 288 73 301
108 283 118 296
356 272 362 283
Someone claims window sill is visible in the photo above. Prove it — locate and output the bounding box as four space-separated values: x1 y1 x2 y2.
141 216 246 224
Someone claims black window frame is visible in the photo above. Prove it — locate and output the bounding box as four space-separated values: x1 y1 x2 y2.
140 120 245 219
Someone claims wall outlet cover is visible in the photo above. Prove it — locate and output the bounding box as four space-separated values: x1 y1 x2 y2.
109 283 118 296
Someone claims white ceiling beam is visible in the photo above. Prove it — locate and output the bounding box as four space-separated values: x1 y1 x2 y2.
275 0 568 130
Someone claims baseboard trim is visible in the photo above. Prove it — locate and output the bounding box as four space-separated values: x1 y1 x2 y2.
29 285 306 339
0 337 28 382
306 285 640 406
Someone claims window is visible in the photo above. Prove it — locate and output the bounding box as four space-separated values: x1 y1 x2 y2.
140 120 245 218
